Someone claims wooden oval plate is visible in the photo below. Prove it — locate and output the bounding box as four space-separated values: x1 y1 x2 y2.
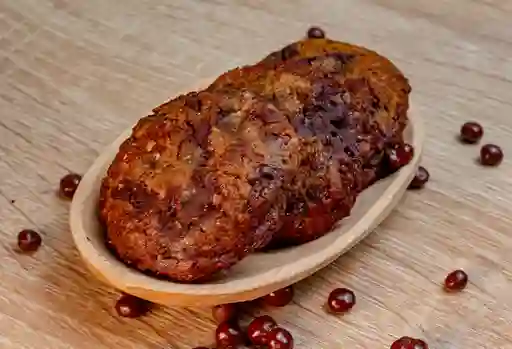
70 89 424 307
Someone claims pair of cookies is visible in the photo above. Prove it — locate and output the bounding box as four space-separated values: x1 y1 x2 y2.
99 37 411 282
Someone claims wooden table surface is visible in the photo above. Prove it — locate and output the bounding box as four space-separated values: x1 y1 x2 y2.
1 0 512 348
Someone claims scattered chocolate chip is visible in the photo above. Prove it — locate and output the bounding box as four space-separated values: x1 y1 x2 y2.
480 144 503 166
460 122 483 144
115 294 151 318
215 322 245 349
408 166 430 189
390 336 415 349
267 327 294 349
212 303 238 324
444 269 468 291
307 26 326 39
10 199 15 204
59 173 82 199
17 229 42 252
247 315 278 345
387 143 414 171
262 286 294 307
391 338 428 349
327 288 356 313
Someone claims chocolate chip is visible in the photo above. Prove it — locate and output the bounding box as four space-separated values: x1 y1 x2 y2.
59 173 82 199
115 294 151 318
212 303 238 324
480 144 503 166
307 26 326 39
17 229 42 252
408 166 430 189
460 122 483 144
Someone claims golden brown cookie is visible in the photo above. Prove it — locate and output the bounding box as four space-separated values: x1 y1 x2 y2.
100 89 302 281
208 51 410 246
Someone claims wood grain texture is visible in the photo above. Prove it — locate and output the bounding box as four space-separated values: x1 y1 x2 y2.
0 0 511 348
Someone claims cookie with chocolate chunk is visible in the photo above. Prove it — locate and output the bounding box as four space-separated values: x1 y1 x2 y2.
208 50 410 245
100 89 301 282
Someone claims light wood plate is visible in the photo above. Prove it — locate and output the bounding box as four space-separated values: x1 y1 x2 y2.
70 89 424 307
